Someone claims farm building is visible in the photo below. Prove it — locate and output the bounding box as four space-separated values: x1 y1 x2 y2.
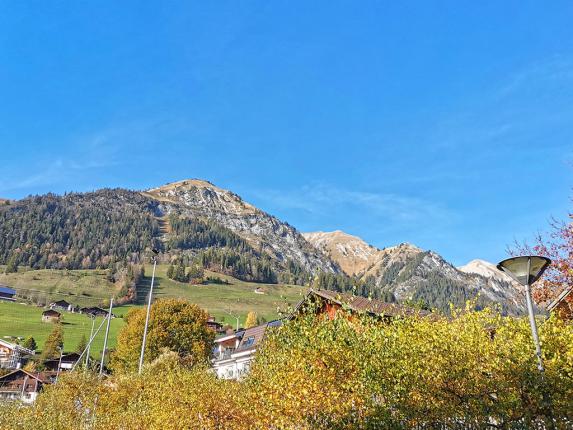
0 369 55 404
0 339 35 369
80 306 114 318
0 285 16 302
49 300 74 312
43 352 82 372
41 309 61 323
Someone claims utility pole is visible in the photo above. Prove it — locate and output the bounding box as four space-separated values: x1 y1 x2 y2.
99 297 113 376
85 315 95 369
139 250 158 374
55 345 64 384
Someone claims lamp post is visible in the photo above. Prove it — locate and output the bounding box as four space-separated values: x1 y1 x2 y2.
138 249 159 375
497 255 551 372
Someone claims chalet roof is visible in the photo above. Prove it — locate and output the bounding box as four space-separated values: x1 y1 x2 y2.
42 309 61 317
547 286 573 312
295 289 430 318
0 285 16 295
235 320 282 353
51 300 71 307
43 353 81 364
0 369 49 384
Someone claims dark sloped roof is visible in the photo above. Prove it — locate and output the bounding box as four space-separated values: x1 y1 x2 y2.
235 320 282 353
42 309 61 316
0 285 16 295
295 289 430 318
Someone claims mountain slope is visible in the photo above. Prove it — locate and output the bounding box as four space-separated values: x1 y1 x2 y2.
305 230 526 315
144 180 339 274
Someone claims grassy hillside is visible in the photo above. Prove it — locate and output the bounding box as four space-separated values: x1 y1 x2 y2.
0 301 124 359
0 265 308 357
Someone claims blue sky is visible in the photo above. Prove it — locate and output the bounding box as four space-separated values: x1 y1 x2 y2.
1 1 572 265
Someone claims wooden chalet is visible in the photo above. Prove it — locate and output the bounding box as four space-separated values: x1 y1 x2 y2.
547 286 573 321
80 306 114 318
43 352 82 371
0 285 16 302
292 288 430 320
41 309 61 323
50 299 73 312
0 369 55 403
206 316 225 334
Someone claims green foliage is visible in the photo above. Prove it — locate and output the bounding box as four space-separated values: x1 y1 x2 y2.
0 190 162 270
166 215 251 252
4 255 18 274
195 248 277 283
75 334 87 354
21 335 37 351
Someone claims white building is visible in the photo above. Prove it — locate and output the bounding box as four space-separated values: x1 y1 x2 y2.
212 320 281 380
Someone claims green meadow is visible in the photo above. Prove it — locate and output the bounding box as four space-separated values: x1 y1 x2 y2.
0 265 307 356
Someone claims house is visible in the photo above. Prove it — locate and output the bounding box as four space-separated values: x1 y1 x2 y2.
0 285 16 302
547 286 573 321
0 340 35 369
212 320 282 380
41 309 61 323
43 352 82 372
292 288 430 321
0 369 55 404
49 300 73 312
80 306 114 318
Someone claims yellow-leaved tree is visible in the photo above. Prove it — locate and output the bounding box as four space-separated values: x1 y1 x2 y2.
110 298 215 373
245 311 258 328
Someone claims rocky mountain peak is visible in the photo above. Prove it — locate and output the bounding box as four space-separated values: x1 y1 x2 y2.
144 179 339 274
302 230 382 276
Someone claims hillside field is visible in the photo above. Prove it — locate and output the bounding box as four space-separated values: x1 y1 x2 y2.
0 265 307 356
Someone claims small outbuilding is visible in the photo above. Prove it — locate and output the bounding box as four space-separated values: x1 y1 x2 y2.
49 300 73 312
41 309 61 323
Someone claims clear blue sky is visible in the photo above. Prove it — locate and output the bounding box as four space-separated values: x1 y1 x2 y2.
1 2 572 265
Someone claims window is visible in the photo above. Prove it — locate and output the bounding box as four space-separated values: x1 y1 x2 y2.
243 336 255 348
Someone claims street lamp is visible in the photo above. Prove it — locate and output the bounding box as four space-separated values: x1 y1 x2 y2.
138 248 159 375
497 255 551 371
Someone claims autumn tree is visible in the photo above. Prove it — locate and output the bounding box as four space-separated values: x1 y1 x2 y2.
513 202 573 317
110 298 215 373
40 324 64 360
245 311 258 328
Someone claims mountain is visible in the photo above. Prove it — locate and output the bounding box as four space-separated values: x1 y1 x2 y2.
143 180 338 274
0 179 525 313
304 231 526 315
302 231 382 276
0 180 338 287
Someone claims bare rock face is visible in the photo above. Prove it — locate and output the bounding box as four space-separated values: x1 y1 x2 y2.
304 229 526 315
302 231 383 276
143 179 339 274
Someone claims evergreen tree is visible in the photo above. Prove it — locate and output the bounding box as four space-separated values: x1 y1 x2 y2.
41 324 64 360
76 334 88 354
21 336 37 351
166 264 175 279
4 255 18 274
174 263 187 283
